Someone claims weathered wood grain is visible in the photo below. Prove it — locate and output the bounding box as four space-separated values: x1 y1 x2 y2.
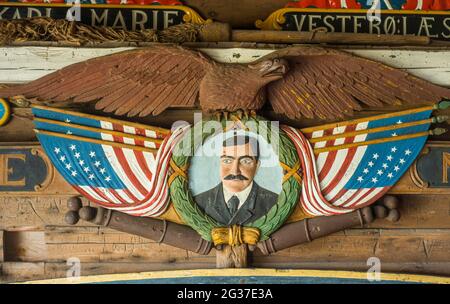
45 226 151 245
3 228 450 281
11 227 450 264
0 261 216 283
3 230 46 262
4 260 450 283
0 47 449 87
0 196 91 229
1 194 449 230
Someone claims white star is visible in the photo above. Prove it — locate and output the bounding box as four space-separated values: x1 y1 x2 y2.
54 147 61 154
89 151 96 158
105 176 111 182
99 168 106 174
71 170 78 177
363 168 369 174
377 170 383 176
88 174 95 180
382 163 388 169
396 120 403 124
83 167 90 173
387 173 394 178
65 163 72 170
65 118 71 123
74 152 81 159
391 132 398 137
368 161 374 167
372 177 378 183
66 130 73 135
391 147 397 153
357 176 364 182
78 160 85 166
94 161 101 167
399 159 406 165
394 166 400 172
70 145 76 151
387 155 393 161
405 149 412 156
373 153 379 160
59 155 66 162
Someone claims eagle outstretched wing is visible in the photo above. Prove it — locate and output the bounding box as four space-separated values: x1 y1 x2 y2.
262 46 450 120
0 45 211 117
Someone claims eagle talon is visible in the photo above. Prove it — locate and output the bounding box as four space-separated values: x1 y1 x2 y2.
250 110 257 118
235 109 243 120
214 111 222 121
243 110 249 120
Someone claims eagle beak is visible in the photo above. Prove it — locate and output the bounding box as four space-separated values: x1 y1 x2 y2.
264 63 287 77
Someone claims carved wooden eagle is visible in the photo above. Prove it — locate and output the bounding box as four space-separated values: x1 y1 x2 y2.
1 45 449 120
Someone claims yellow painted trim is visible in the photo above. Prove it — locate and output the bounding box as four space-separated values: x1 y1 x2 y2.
32 105 170 136
301 106 434 134
34 117 163 145
314 131 429 154
309 119 431 143
0 98 11 127
35 129 157 154
0 3 209 24
16 268 450 284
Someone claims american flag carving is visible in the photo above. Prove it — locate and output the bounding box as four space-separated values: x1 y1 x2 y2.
33 105 187 217
32 104 438 219
284 106 435 216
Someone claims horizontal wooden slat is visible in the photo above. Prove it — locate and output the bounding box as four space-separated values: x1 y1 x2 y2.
1 47 449 87
21 227 450 263
3 259 450 283
0 196 91 230
3 230 46 262
45 226 151 245
254 228 450 263
1 193 449 230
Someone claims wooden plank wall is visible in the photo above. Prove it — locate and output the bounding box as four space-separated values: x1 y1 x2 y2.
1 46 449 87
0 194 449 282
0 46 449 282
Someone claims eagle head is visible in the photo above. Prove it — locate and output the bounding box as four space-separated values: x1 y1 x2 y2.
248 58 289 82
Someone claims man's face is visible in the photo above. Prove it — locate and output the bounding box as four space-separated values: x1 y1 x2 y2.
220 142 259 193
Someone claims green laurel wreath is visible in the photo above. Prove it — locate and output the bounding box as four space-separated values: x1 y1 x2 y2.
169 116 301 242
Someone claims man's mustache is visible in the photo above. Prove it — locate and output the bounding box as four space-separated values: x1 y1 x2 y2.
224 174 249 181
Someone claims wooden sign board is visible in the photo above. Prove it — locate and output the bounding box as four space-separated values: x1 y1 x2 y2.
0 3 207 30
256 8 450 41
0 144 76 195
416 142 450 188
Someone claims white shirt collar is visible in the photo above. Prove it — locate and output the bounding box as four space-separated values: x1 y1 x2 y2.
223 182 253 210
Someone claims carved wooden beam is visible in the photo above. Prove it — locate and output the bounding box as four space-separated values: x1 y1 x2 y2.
65 197 213 256
63 194 400 268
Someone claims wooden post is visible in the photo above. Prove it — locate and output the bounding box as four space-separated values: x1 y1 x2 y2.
216 244 248 268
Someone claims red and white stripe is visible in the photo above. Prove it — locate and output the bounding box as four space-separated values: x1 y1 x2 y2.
100 133 159 149
100 121 165 139
80 125 189 217
283 124 391 217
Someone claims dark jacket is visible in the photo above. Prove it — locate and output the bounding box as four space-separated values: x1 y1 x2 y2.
193 182 279 226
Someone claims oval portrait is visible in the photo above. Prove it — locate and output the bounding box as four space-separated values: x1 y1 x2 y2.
189 129 283 226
